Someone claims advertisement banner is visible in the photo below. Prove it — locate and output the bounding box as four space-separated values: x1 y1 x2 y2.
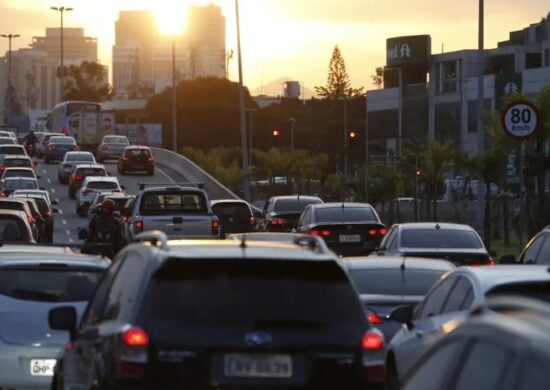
114 124 163 147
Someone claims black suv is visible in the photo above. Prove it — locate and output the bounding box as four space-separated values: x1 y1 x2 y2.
49 232 384 389
118 146 154 175
258 195 323 232
211 199 258 237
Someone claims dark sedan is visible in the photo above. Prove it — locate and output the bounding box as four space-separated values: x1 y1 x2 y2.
44 136 78 163
295 202 386 256
258 195 323 232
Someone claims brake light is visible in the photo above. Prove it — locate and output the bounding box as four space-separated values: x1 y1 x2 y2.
0 192 5 197
320 229 331 237
367 311 384 325
271 218 285 226
212 219 220 235
362 331 384 351
0 166 5 172
81 188 89 195
379 228 388 236
62 128 68 136
369 228 388 236
122 156 129 162
27 215 35 225
134 220 144 232
147 156 154 162
72 175 84 182
123 327 149 347
121 215 128 222
48 145 55 151
249 216 256 225
102 144 108 150
488 258 495 266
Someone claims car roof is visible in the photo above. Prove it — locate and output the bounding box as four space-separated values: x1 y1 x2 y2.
395 222 476 231
0 209 30 218
3 167 33 171
271 195 322 201
0 252 110 269
0 244 74 254
74 163 105 169
141 186 204 193
49 135 73 139
226 232 313 242
3 177 36 181
83 176 119 183
449 265 550 292
65 151 92 156
309 202 375 209
2 154 30 159
211 199 251 206
124 145 150 150
0 145 24 149
344 256 457 272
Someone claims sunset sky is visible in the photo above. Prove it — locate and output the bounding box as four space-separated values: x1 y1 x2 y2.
1 0 549 95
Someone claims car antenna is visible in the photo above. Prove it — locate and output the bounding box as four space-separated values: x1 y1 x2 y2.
435 223 441 230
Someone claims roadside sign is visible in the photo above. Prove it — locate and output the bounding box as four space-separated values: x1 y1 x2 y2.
501 100 540 140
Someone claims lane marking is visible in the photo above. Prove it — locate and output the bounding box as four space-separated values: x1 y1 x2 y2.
66 230 71 235
156 167 176 183
42 169 47 174
46 178 51 184
62 220 67 225
69 239 74 243
50 188 56 193
58 209 63 215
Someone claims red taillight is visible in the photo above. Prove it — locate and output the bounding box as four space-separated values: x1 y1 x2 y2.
212 219 220 235
0 192 5 197
81 188 89 195
48 145 55 151
134 220 144 232
72 175 83 182
250 216 256 225
270 218 285 226
147 156 154 162
362 331 384 351
65 342 73 351
123 327 149 347
121 215 128 222
309 229 319 236
62 128 68 136
321 229 331 237
367 311 384 325
379 228 388 236
122 156 129 161
487 258 495 266
27 215 35 225
0 166 5 172
369 228 387 236
102 144 108 150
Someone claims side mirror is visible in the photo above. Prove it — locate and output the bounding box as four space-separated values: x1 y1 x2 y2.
388 305 414 327
51 200 59 205
49 306 77 341
499 254 516 264
78 228 88 240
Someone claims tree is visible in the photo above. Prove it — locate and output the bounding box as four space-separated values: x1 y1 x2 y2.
371 66 385 89
62 61 113 101
315 46 363 99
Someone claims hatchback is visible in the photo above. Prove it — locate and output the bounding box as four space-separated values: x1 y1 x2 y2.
97 135 129 162
57 151 96 184
118 145 154 175
76 176 123 217
68 164 108 199
211 199 257 237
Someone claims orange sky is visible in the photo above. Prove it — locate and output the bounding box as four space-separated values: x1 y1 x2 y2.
1 0 549 95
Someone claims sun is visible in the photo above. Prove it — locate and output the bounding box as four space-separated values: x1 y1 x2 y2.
155 5 187 36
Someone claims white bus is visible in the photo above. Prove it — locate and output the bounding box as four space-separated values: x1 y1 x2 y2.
47 101 103 138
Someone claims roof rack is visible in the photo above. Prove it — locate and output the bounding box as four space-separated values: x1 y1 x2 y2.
134 230 169 250
138 182 205 191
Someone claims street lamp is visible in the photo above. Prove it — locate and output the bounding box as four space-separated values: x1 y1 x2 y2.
1 34 20 87
289 117 297 152
171 35 177 153
50 6 73 102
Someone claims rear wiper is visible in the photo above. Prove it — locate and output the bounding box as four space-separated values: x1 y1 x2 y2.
12 289 59 301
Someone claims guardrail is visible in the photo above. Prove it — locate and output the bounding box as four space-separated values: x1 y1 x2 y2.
151 147 241 201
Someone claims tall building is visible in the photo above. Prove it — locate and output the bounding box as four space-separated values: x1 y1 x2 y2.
31 27 97 64
112 5 226 94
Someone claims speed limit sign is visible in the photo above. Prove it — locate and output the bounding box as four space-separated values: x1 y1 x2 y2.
501 100 540 140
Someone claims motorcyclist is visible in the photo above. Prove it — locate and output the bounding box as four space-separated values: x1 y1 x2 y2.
85 199 124 257
23 130 37 156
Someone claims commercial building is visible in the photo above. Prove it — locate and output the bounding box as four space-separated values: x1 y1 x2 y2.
31 27 97 63
366 17 550 160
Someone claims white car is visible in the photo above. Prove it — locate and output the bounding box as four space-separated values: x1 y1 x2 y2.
1 177 39 196
57 151 96 184
12 189 56 206
0 131 17 141
75 176 124 217
1 167 38 182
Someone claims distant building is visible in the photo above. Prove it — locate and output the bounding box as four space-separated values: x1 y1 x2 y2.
31 27 97 63
366 18 550 161
112 5 226 94
283 81 301 98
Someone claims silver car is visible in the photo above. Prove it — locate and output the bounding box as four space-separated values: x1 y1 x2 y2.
57 151 96 184
96 135 129 162
0 250 109 388
75 176 124 217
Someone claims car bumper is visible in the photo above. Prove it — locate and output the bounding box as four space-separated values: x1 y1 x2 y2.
119 161 153 171
98 150 124 159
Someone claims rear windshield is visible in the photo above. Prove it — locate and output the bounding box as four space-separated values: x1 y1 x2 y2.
67 154 93 162
4 180 37 190
0 268 103 302
0 147 25 155
141 260 365 344
76 168 106 176
0 138 15 144
401 229 483 249
4 170 33 178
107 197 130 210
140 191 207 214
486 282 550 303
49 137 75 144
212 203 251 220
0 216 30 241
126 149 150 157
105 136 129 144
87 181 118 190
349 268 447 296
4 158 31 167
274 198 321 212
316 207 377 222
27 198 49 214
0 202 25 212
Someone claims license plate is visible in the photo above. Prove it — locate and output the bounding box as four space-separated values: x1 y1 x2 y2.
30 359 56 376
339 234 361 243
224 354 292 378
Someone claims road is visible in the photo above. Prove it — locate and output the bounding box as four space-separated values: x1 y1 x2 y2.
35 159 179 245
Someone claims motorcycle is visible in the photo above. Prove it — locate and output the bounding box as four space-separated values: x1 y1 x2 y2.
78 228 116 259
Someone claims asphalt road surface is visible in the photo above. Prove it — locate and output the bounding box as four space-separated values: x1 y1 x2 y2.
35 159 178 245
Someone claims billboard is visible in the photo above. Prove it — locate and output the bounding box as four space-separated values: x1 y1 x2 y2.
386 35 431 67
114 123 163 147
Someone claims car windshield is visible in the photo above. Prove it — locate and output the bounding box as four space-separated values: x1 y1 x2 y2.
105 136 128 144
50 137 75 144
315 207 377 222
141 260 364 344
349 268 448 296
274 198 321 213
0 268 104 302
401 229 484 249
140 191 208 214
4 180 37 190
67 154 93 162
87 181 119 190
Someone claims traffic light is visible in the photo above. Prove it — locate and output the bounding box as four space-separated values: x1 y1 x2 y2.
272 128 280 147
348 130 358 150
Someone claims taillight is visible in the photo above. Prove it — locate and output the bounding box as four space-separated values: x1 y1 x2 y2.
123 327 149 347
362 331 384 351
122 156 129 162
379 228 388 236
62 128 68 136
121 215 128 222
270 218 285 226
134 220 144 232
369 228 387 236
73 175 83 182
0 166 5 172
102 144 108 150
48 145 54 151
309 229 319 236
367 311 384 325
27 215 35 225
81 188 89 195
147 156 154 162
212 219 220 235
320 229 331 237
0 192 5 197
487 258 495 266
249 216 256 225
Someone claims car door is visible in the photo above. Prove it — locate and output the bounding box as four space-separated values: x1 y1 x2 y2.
295 206 311 233
518 233 546 263
391 275 459 377
69 259 124 388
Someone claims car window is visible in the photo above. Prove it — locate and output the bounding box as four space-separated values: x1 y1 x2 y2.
486 282 550 304
212 202 252 221
126 148 150 157
379 226 397 250
76 168 106 176
4 158 31 167
50 137 75 144
442 276 475 313
521 234 546 263
417 277 458 319
402 340 464 390
67 154 93 162
0 268 103 302
401 229 483 249
87 181 119 190
349 269 448 296
4 179 37 190
314 207 377 222
140 191 208 215
297 207 311 226
4 170 33 178
105 136 129 144
534 235 550 264
453 340 513 390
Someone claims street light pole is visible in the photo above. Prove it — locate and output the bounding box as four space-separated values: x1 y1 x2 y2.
50 6 73 102
289 117 297 152
343 98 348 179
245 108 256 166
476 0 486 231
0 34 20 87
171 35 178 153
235 0 250 201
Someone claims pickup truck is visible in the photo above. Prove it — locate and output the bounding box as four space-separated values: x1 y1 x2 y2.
123 185 220 242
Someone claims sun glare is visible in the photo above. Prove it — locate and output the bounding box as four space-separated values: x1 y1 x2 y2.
155 7 186 36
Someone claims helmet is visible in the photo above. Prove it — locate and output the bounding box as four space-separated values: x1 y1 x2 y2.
101 199 116 214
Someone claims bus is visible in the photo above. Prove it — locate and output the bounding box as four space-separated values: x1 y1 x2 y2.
47 101 103 138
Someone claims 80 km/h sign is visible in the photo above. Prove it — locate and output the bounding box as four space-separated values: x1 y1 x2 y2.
501 100 540 140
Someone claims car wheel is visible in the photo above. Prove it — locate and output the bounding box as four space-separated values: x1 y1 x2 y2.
385 356 400 390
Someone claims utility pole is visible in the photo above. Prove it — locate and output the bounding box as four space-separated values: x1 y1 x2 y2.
289 117 297 152
476 0 486 231
171 35 178 153
50 6 73 102
0 34 20 87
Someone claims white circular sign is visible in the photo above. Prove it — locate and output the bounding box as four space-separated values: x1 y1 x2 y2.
501 100 540 140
